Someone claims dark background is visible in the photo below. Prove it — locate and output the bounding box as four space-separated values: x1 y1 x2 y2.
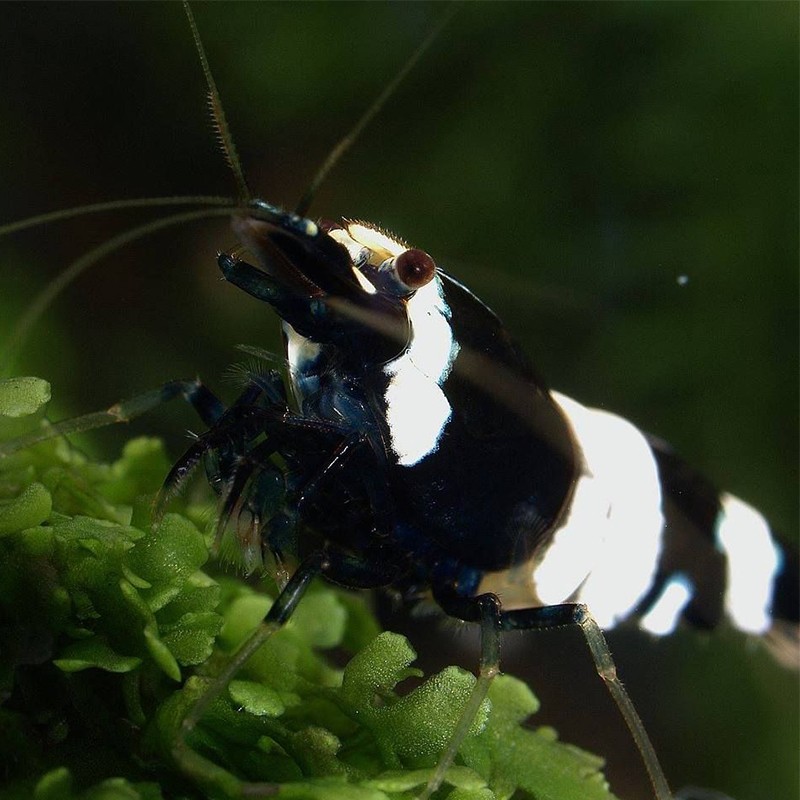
0 3 797 800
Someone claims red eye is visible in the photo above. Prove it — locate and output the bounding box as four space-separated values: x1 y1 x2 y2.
395 248 436 289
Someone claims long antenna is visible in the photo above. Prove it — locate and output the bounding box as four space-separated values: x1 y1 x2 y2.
294 3 458 218
0 196 232 239
183 1 250 205
0 205 234 376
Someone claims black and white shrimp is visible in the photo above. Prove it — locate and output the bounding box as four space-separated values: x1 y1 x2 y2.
0 5 796 800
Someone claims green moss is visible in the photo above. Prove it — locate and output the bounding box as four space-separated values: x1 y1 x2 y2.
0 379 617 800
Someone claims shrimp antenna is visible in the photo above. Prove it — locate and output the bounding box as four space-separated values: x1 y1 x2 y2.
0 205 234 376
295 3 458 218
184 1 251 204
0 196 232 239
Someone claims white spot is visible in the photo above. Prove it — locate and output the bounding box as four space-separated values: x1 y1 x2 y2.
383 278 459 466
384 370 452 467
328 228 366 264
350 265 377 294
533 392 664 629
303 220 318 237
716 492 781 634
640 574 692 636
677 274 689 286
284 324 321 370
346 222 406 258
329 224 399 282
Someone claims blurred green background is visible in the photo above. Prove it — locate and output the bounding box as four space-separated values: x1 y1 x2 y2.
0 3 797 800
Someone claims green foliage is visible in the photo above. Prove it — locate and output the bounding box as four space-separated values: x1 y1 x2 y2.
0 379 617 800
0 377 51 419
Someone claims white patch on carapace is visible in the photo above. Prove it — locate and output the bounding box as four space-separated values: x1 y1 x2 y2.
350 265 377 294
533 392 664 629
327 225 387 292
328 228 366 264
640 574 692 636
346 222 407 260
716 492 781 634
283 322 320 376
383 277 459 466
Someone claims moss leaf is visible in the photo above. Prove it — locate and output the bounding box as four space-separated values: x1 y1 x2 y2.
54 637 142 673
0 377 51 418
228 679 286 717
0 482 51 536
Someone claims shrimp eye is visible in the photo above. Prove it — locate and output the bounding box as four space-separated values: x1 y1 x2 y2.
395 248 436 290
